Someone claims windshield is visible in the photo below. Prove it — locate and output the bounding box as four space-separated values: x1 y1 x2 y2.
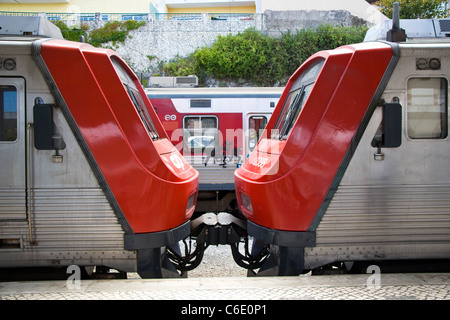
111 57 159 140
272 59 324 140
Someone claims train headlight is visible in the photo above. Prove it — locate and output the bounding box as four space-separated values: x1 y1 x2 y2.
240 192 253 215
186 192 197 217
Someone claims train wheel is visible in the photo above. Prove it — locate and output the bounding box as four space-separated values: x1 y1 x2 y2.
136 246 187 278
248 241 305 276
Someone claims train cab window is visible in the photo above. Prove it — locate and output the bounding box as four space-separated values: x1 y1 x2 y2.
272 59 324 140
248 116 267 152
111 57 159 140
407 78 448 139
183 116 218 154
0 85 17 142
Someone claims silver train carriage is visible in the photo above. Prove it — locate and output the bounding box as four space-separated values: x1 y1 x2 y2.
0 16 199 278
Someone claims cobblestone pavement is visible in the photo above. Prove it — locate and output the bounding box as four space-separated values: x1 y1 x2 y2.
1 246 449 301
0 273 449 300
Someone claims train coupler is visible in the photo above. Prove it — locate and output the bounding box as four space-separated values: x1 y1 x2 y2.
191 212 246 246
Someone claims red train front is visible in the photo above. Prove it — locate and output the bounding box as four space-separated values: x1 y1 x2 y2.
38 39 199 232
235 18 450 275
236 42 394 231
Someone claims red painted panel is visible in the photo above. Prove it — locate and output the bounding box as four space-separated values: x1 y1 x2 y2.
235 42 394 232
39 40 198 233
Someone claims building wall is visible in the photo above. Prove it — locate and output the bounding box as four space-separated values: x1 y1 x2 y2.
114 14 261 75
112 8 371 76
260 0 387 25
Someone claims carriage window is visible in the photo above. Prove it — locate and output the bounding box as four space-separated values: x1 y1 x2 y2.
111 57 159 140
407 78 448 139
0 85 17 141
183 116 218 154
248 116 267 152
272 59 324 140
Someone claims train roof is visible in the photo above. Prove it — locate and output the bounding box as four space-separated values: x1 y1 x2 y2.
145 87 283 99
364 18 450 42
0 15 63 40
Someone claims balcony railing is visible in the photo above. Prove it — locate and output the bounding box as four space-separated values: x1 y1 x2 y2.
0 11 255 23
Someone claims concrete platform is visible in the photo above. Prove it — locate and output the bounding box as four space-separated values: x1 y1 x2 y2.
1 273 449 300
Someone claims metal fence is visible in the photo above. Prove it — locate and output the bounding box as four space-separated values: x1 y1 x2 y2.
0 11 254 23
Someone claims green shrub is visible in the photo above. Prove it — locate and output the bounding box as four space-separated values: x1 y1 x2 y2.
375 0 449 19
53 20 145 47
194 29 282 86
88 20 145 47
162 25 368 86
52 20 88 42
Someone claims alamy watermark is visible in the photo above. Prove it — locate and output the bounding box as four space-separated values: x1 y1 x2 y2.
169 128 281 175
366 265 381 289
66 265 81 290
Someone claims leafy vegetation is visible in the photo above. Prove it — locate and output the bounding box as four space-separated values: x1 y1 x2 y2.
88 20 145 47
162 25 368 86
375 0 449 19
52 20 88 42
53 20 145 47
54 20 367 87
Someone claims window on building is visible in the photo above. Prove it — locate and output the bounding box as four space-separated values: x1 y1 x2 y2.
407 78 448 139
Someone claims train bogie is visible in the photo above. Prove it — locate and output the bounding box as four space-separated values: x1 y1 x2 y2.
0 16 198 278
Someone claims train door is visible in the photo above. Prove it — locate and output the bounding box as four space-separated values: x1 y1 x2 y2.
0 77 26 221
245 114 268 159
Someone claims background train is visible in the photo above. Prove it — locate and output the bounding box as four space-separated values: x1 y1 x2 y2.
146 87 281 268
0 16 198 279
147 87 281 246
235 15 450 275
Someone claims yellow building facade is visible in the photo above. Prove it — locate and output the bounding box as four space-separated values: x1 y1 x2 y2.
0 0 256 14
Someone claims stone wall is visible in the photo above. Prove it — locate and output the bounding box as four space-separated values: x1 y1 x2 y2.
112 13 261 74
92 10 370 75
263 10 367 36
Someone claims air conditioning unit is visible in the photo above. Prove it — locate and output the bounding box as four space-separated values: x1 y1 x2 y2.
149 75 198 87
175 76 198 86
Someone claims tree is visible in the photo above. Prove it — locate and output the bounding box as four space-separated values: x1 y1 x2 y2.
375 0 449 19
162 26 368 87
